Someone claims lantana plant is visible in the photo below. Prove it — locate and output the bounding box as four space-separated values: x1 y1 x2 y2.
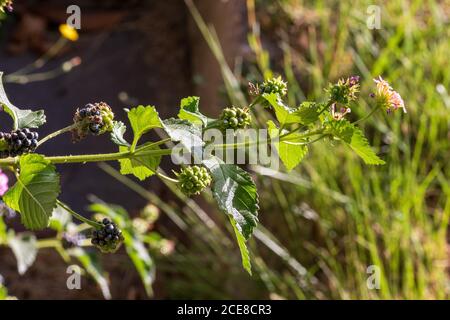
0 70 404 279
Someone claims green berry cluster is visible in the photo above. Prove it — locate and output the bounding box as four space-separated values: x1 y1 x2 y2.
260 76 288 97
176 166 212 196
71 102 115 142
0 0 13 12
327 76 360 105
219 107 251 130
91 218 124 253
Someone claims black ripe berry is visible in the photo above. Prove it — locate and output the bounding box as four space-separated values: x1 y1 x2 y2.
72 102 114 142
0 128 39 158
91 218 124 253
89 123 100 135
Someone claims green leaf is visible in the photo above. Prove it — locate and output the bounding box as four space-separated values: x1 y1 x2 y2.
162 118 204 157
118 143 162 181
69 247 111 300
0 216 7 243
267 120 308 171
328 119 385 165
8 233 37 275
203 156 257 274
110 121 130 147
262 93 302 125
0 72 46 129
0 283 9 300
262 93 322 126
127 105 162 146
3 154 60 230
203 156 259 240
296 101 321 125
178 96 207 126
123 231 155 297
229 217 252 275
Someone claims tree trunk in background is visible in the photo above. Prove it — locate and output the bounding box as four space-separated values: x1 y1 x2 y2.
189 0 247 116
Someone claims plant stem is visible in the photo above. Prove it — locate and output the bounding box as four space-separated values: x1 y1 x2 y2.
156 170 179 183
37 123 78 147
279 128 324 141
353 104 382 125
137 138 171 152
36 239 62 249
56 200 102 228
0 148 173 166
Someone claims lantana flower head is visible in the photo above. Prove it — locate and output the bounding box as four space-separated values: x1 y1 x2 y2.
373 76 406 113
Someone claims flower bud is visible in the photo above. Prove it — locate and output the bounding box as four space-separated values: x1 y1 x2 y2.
327 76 360 105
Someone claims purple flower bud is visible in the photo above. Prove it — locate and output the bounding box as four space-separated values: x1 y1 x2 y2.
349 76 360 88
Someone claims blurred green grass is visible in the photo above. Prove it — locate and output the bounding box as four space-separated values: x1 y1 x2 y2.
112 0 450 299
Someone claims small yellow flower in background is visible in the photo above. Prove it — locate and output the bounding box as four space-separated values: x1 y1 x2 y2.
373 76 406 113
59 24 79 42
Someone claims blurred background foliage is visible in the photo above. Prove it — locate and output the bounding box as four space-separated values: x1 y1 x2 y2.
1 0 449 299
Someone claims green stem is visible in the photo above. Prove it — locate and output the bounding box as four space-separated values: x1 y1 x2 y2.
36 239 62 249
130 137 138 153
279 128 324 141
37 124 78 148
248 96 262 108
0 148 173 166
156 170 179 183
353 104 382 125
56 200 102 228
136 138 171 152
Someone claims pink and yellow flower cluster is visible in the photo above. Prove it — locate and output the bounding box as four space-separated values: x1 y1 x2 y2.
373 76 406 113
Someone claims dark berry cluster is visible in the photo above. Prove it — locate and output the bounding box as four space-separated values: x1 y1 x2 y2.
71 102 114 142
219 107 252 130
0 128 39 158
91 218 124 253
176 166 212 196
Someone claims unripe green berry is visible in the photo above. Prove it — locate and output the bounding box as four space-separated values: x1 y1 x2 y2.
219 107 251 130
175 166 212 196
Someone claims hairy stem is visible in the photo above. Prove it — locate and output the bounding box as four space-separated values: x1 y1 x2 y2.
37 123 78 147
156 170 179 183
0 148 173 166
56 200 102 228
36 239 62 249
353 104 382 125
